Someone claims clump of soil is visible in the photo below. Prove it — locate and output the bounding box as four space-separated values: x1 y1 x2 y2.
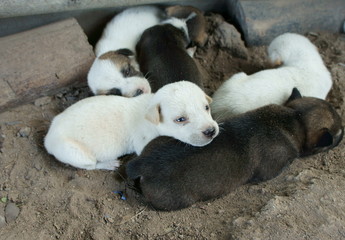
0 13 345 240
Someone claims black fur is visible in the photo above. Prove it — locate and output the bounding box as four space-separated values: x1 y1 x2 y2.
136 23 203 92
126 90 343 211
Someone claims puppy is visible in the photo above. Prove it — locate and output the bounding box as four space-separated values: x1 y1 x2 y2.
211 33 333 121
44 81 219 170
126 88 343 211
136 17 204 92
165 5 208 47
87 6 165 96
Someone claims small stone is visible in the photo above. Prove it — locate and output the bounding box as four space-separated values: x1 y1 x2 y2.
55 93 63 99
164 227 173 233
217 209 225 214
5 202 20 223
17 127 31 137
34 96 52 106
34 163 42 171
0 215 6 228
308 32 319 37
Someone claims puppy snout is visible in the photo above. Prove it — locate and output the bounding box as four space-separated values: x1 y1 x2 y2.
202 127 216 138
133 89 144 97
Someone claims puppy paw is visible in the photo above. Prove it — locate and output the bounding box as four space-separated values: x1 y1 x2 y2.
95 161 119 170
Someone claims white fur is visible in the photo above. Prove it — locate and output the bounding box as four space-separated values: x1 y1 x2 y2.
88 6 165 96
95 6 165 56
44 81 219 170
211 33 332 121
87 56 150 97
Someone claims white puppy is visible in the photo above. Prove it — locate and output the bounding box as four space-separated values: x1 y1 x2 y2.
211 33 332 121
88 6 165 96
44 81 219 170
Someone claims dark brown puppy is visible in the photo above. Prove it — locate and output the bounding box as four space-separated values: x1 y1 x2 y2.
136 19 204 92
126 89 343 211
166 5 208 47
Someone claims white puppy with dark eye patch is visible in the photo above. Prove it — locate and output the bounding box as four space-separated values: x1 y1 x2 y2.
44 81 219 170
88 6 165 97
211 33 332 121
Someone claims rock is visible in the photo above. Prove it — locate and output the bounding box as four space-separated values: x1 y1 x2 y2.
17 126 31 137
5 202 20 223
0 131 4 153
214 21 248 59
0 215 6 228
34 96 52 106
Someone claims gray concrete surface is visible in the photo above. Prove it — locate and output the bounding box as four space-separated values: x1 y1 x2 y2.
0 0 343 46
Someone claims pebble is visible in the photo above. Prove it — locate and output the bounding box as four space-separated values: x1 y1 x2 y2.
0 215 6 228
34 96 52 106
17 127 31 137
5 202 20 223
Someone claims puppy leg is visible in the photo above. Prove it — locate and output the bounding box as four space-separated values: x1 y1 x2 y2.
95 160 119 170
51 139 98 170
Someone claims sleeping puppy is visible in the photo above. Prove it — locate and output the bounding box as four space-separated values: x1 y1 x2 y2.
44 81 219 170
126 88 343 211
211 33 333 121
165 5 208 47
136 17 204 92
88 6 165 96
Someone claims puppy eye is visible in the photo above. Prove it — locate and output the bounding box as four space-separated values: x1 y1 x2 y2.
205 105 209 111
121 65 134 77
174 117 187 123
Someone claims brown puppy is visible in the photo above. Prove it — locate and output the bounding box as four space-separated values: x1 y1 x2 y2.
136 18 204 92
126 88 343 211
166 5 208 47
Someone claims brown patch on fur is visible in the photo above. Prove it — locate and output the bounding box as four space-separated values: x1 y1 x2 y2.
145 104 162 125
166 5 208 47
286 96 343 155
99 50 131 69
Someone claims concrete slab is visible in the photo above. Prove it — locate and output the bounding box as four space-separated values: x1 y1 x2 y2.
0 18 94 112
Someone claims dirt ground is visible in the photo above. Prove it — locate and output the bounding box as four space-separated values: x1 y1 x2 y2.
1 14 345 240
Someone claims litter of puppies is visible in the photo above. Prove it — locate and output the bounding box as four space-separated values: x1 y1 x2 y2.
43 5 343 210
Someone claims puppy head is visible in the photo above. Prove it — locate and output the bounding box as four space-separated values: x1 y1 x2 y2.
286 88 343 156
146 81 219 146
268 33 320 66
160 17 190 45
166 5 208 47
87 49 151 97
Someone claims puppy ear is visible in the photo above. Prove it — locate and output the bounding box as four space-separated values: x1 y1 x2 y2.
115 48 134 56
145 104 161 125
314 129 333 148
285 88 302 105
205 95 213 104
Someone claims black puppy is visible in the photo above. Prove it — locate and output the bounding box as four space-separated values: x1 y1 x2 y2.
136 18 204 92
126 89 343 211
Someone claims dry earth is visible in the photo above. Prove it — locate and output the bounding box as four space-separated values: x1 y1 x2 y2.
0 13 345 240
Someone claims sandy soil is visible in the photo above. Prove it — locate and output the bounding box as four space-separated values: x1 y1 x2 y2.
0 14 345 240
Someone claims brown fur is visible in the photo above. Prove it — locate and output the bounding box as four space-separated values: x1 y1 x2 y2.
166 5 208 47
99 50 132 69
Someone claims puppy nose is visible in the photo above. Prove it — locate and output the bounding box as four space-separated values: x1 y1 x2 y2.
133 89 144 97
202 127 216 138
